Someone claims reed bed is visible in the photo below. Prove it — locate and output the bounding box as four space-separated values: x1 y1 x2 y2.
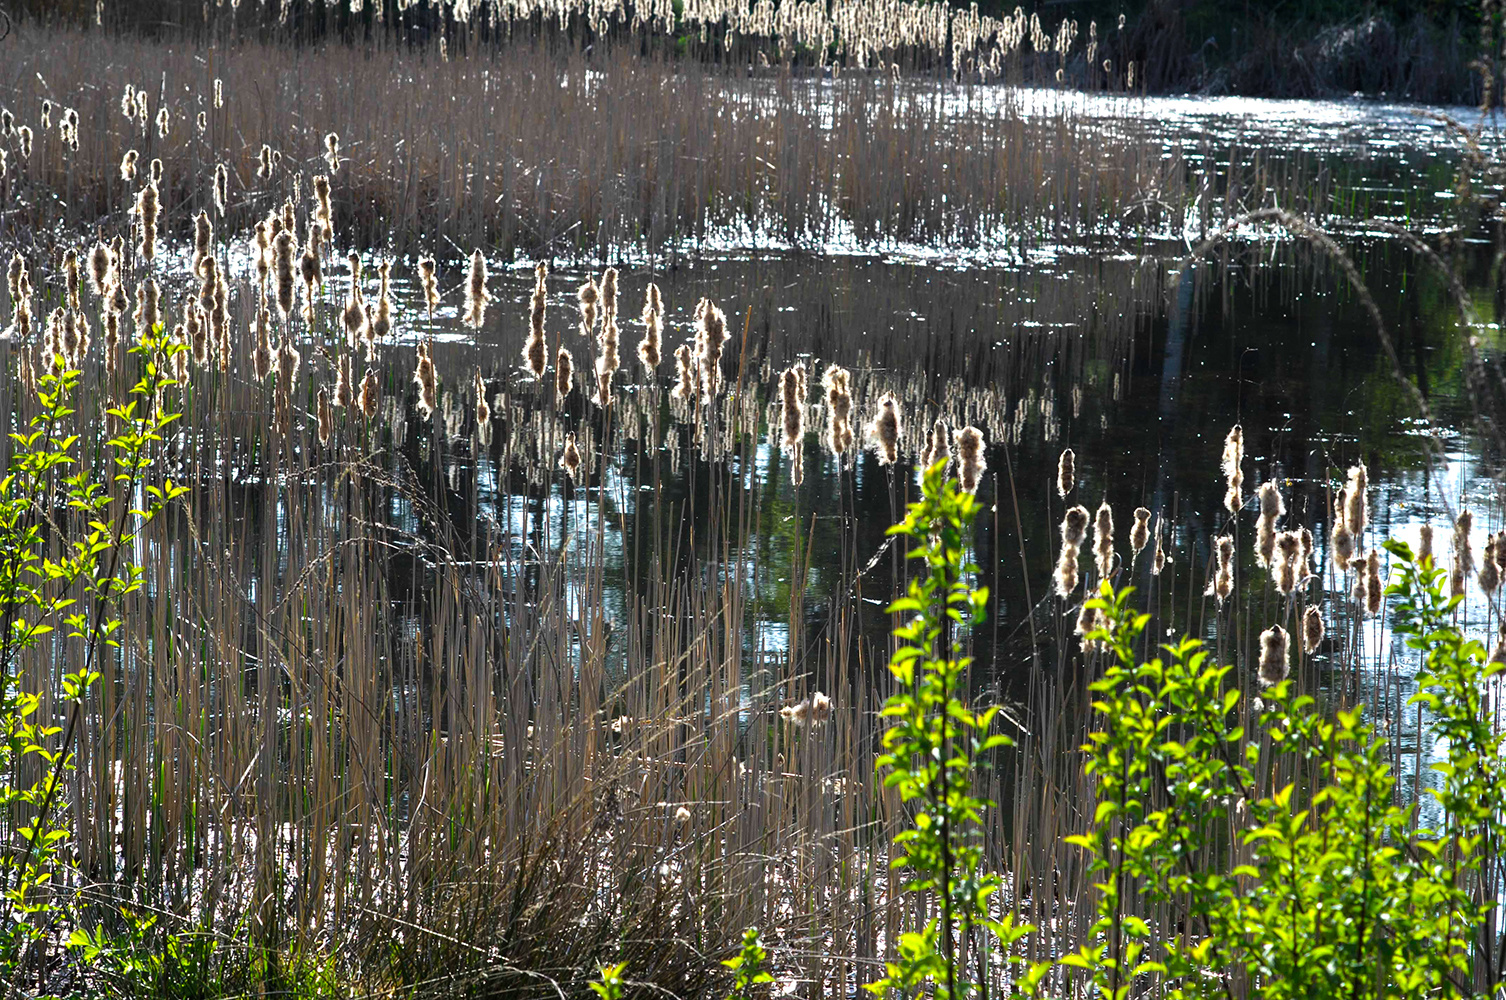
0 22 1342 260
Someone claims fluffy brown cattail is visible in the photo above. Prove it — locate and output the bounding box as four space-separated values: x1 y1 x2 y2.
1364 548 1383 615
1344 464 1369 545
541 346 567 407
277 336 301 391
1258 625 1290 687
1093 502 1115 578
214 77 223 108
560 432 582 479
1480 533 1501 596
62 248 80 310
473 367 490 427
1453 511 1474 598
463 249 490 329
1130 507 1151 559
1419 524 1434 564
299 223 322 324
316 387 333 446
780 366 805 455
1221 425 1244 513
824 366 854 459
1 108 13 136
695 298 728 401
920 417 950 473
1255 481 1284 568
578 278 600 336
601 267 619 321
1057 448 1075 497
155 106 170 138
1208 535 1235 604
196 112 208 135
368 261 391 359
334 354 354 409
1331 488 1355 569
413 341 438 418
517 261 547 381
1302 605 1325 655
135 182 160 261
869 392 902 467
1273 531 1301 595
17 126 31 160
595 314 620 407
150 157 163 185
133 279 159 335
639 283 662 371
342 253 368 346
257 143 275 180
1350 555 1369 610
213 163 229 217
186 297 207 365
955 426 985 494
1152 519 1169 575
359 367 380 420
191 210 213 278
312 175 333 241
671 343 695 403
418 258 439 322
1055 505 1089 597
120 149 138 182
273 230 297 321
253 220 272 290
253 304 273 381
324 132 340 172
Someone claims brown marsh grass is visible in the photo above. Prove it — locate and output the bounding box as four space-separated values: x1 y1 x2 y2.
0 23 1339 259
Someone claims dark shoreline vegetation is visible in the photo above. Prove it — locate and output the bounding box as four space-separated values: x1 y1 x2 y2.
6 1 1506 998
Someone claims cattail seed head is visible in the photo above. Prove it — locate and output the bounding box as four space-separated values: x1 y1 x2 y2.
155 106 170 138
135 182 160 261
413 341 438 418
1208 535 1235 604
473 367 490 426
359 367 380 420
213 162 229 217
278 336 301 391
17 126 31 160
955 426 985 494
120 148 138 181
595 313 620 407
1302 605 1325 654
1055 505 1089 597
551 346 573 405
638 282 662 371
463 249 490 329
1362 550 1381 615
213 78 223 108
1344 464 1369 544
257 143 275 179
418 258 439 321
1480 533 1500 595
780 366 805 456
150 158 163 185
62 248 80 310
1152 518 1170 575
561 432 582 479
1273 531 1301 595
869 392 902 466
578 277 599 336
133 278 159 335
342 253 368 346
1057 448 1075 497
1255 481 1284 568
671 343 695 403
1331 487 1355 568
253 305 273 381
368 261 392 357
1221 425 1244 513
1130 507 1151 558
316 387 333 446
1093 501 1115 578
193 210 213 277
334 354 354 409
823 365 854 459
324 132 340 172
920 417 950 474
273 230 297 320
695 298 728 401
1258 625 1290 687
1419 524 1434 564
1453 511 1474 598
